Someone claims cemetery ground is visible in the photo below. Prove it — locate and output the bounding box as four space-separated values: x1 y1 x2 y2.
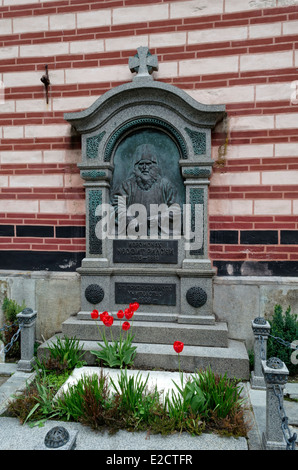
0 336 250 449
0 301 298 452
0 337 297 452
0 343 247 434
0 304 297 451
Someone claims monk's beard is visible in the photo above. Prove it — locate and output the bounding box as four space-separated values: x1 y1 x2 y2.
134 167 160 191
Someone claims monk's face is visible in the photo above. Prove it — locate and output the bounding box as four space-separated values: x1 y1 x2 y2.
135 159 157 182
138 159 153 174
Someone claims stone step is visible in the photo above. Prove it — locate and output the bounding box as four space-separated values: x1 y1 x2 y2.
38 335 249 380
77 311 215 325
61 316 229 347
77 311 179 323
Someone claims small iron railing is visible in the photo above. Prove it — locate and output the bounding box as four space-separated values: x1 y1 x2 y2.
252 317 297 451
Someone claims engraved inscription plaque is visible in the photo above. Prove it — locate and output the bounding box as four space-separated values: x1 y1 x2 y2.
113 240 178 264
115 282 176 305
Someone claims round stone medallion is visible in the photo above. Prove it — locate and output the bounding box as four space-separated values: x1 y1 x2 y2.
186 286 207 308
44 426 70 449
85 284 104 304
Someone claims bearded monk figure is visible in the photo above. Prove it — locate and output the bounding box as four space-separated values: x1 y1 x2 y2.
111 143 181 236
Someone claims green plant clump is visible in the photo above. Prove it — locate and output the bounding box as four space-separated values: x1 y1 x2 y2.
5 332 247 437
6 335 85 426
7 365 247 438
37 335 87 373
7 367 70 426
1 297 26 323
267 304 298 376
0 297 26 359
90 304 139 369
55 371 113 429
165 368 245 436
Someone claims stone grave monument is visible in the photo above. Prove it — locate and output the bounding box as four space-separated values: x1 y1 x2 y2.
39 47 249 378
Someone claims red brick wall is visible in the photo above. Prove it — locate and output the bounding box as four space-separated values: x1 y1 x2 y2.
0 0 298 274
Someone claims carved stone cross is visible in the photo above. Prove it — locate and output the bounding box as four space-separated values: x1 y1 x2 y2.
129 46 158 80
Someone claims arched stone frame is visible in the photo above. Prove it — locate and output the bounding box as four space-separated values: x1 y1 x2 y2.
64 67 226 321
107 119 187 209
103 117 188 162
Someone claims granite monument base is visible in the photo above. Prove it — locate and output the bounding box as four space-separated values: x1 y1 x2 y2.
78 263 216 326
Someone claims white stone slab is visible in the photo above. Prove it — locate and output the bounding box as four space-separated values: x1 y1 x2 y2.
57 366 188 402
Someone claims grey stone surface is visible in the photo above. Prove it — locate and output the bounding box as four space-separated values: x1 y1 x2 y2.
262 359 289 450
17 308 37 372
214 275 298 348
0 273 297 349
213 281 260 349
260 283 298 320
35 275 81 340
247 383 298 451
285 400 298 427
61 317 229 347
0 364 17 386
0 367 36 415
250 371 266 391
9 277 36 314
248 387 267 443
38 337 249 379
285 383 298 401
0 417 248 451
0 363 18 375
64 78 225 136
0 376 8 386
0 271 80 342
129 46 158 80
250 318 271 390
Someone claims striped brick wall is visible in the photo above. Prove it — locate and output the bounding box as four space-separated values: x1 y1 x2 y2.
0 0 298 274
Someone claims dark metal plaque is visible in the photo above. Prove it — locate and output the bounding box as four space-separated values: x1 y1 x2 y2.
115 282 176 306
113 240 178 264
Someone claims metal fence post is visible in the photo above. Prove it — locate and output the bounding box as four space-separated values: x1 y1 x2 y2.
16 308 37 372
251 317 271 390
262 357 289 450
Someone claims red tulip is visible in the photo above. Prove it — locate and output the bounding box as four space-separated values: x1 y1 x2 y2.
100 311 109 322
173 341 184 354
130 302 139 312
124 307 134 320
103 315 114 327
122 321 130 331
91 309 99 319
117 310 124 319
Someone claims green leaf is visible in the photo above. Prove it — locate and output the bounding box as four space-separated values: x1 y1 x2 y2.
24 403 40 425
